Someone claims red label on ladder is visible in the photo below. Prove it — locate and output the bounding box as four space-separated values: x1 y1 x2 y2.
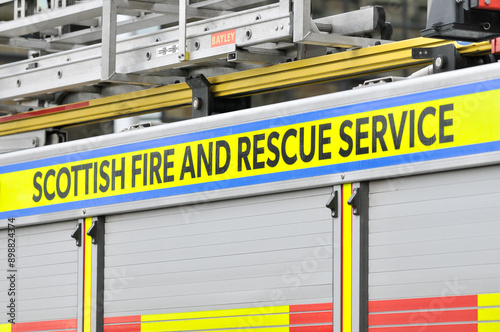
211 29 236 47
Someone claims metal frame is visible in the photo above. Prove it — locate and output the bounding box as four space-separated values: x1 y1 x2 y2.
331 182 368 332
0 2 292 101
0 37 490 136
293 0 388 48
0 0 399 103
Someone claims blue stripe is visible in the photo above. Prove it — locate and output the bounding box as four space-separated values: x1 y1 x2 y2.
2 78 500 174
3 140 500 219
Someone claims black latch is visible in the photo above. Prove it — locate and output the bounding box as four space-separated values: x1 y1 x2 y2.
71 222 82 247
326 190 339 218
348 188 360 216
87 218 98 245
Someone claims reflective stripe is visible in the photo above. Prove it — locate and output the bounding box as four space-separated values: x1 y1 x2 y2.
0 324 11 332
369 324 478 332
478 323 500 332
369 293 500 331
342 183 353 332
83 217 93 332
141 306 290 322
104 303 333 331
0 320 77 332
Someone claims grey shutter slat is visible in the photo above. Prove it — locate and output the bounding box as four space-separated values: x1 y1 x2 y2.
105 187 333 317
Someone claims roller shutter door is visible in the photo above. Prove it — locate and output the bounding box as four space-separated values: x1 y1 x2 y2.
104 187 334 330
0 220 78 326
369 165 500 330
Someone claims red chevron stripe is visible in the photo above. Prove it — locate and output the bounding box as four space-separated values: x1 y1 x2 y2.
290 311 333 325
290 325 333 332
369 295 477 313
11 319 77 331
369 323 478 332
370 308 478 326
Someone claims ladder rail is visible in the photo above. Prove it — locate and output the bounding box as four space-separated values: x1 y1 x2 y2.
0 37 490 137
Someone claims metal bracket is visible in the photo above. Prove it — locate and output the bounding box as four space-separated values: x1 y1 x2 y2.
71 222 82 247
86 218 99 245
413 44 499 73
0 129 67 153
412 44 464 73
422 0 500 41
293 2 392 49
86 216 105 245
186 74 250 118
186 74 214 118
348 188 360 216
325 190 339 218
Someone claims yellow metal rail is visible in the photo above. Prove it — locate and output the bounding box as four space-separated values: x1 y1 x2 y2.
0 37 491 137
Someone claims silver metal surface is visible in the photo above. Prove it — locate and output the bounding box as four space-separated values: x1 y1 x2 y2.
0 3 291 101
101 0 118 80
0 1 104 37
104 186 332 316
0 0 391 102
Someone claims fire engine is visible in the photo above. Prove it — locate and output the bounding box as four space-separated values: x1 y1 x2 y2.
0 0 500 331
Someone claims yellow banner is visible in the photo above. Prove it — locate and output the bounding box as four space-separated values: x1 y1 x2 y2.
2 86 500 218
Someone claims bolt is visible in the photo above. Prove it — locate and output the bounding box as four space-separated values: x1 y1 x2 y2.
483 22 491 30
341 173 345 180
485 0 491 4
193 97 202 110
434 55 445 69
274 25 279 31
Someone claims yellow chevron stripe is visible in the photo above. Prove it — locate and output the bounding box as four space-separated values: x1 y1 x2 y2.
142 305 290 322
478 293 500 307
478 323 500 332
0 324 11 332
141 313 289 331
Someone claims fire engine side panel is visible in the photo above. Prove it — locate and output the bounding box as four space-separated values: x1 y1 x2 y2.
368 164 500 329
4 63 500 226
1 220 79 324
104 187 333 320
